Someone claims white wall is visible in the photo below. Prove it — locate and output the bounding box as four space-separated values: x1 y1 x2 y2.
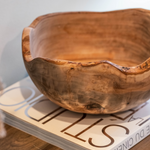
0 0 150 87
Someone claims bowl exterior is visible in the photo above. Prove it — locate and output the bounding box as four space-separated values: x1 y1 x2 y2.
24 58 150 114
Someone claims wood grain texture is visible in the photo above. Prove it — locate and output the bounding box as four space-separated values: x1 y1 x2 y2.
131 135 150 150
22 9 150 114
0 124 62 150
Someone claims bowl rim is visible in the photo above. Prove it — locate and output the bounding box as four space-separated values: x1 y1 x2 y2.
22 8 150 75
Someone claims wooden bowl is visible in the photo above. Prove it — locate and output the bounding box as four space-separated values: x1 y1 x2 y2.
22 9 150 114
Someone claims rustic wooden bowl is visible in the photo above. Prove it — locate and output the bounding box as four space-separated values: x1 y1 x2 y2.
22 9 150 114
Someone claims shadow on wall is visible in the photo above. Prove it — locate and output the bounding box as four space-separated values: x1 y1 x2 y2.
0 33 28 88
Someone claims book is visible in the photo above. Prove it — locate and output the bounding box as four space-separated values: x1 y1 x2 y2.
0 76 150 150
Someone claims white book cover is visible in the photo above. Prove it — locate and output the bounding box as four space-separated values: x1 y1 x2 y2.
0 77 150 150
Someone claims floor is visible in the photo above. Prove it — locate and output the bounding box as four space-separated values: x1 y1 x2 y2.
0 124 149 150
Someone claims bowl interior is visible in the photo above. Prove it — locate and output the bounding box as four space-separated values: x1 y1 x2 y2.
30 10 150 67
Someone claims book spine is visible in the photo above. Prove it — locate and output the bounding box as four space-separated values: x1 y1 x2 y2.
112 120 150 150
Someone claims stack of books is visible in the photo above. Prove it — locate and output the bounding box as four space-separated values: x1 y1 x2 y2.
0 77 150 150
